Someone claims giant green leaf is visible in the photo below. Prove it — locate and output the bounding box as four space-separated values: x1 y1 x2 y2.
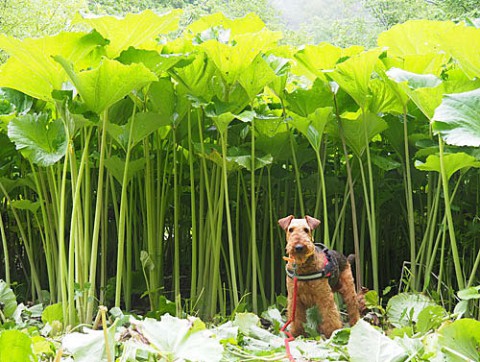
55 57 157 114
438 319 480 362
107 112 171 150
328 110 388 157
290 107 332 151
0 31 106 101
441 23 480 79
285 79 332 117
378 20 456 57
387 293 439 328
62 319 119 362
73 10 182 58
199 30 281 84
0 280 17 318
386 67 443 119
0 330 35 362
415 153 480 180
171 52 217 101
432 88 480 147
294 43 363 81
137 315 223 362
329 49 383 108
347 320 406 362
8 113 68 167
237 54 277 99
104 156 146 185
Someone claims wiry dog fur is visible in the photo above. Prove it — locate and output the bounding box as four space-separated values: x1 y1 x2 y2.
279 215 360 338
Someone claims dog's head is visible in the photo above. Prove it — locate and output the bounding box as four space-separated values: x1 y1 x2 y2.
278 215 320 264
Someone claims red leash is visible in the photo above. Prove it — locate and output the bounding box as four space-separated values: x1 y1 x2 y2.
280 274 298 362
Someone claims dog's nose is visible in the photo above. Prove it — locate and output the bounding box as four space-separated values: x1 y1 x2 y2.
295 244 304 252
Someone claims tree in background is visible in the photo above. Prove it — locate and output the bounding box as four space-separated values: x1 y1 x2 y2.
0 0 86 38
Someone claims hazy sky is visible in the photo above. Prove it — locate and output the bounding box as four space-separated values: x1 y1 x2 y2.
270 0 367 28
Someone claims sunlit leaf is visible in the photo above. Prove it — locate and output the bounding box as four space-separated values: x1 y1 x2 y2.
42 303 64 324
286 79 332 117
441 23 480 79
432 88 480 147
386 67 444 119
136 315 223 362
0 330 35 362
378 20 456 56
73 10 182 58
62 319 119 362
347 320 406 362
329 49 383 108
294 43 363 81
55 57 157 114
0 31 107 101
8 113 68 167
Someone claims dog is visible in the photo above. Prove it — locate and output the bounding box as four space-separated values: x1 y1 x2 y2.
279 215 360 338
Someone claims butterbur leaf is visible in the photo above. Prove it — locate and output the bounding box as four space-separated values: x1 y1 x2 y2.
347 320 406 362
104 156 146 185
8 113 68 167
42 303 64 324
416 305 448 333
386 293 436 328
62 319 119 362
329 49 383 108
0 330 35 362
0 31 107 101
378 20 456 56
136 315 223 362
55 56 157 114
438 319 480 362
0 280 17 318
457 286 480 300
73 10 183 58
432 88 480 147
415 153 480 181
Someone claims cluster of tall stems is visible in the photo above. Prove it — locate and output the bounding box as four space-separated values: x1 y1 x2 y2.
0 12 479 326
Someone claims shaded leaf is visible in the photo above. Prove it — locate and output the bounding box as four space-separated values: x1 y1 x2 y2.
104 156 146 185
387 293 436 328
438 319 480 362
0 280 17 318
415 153 480 181
8 113 68 167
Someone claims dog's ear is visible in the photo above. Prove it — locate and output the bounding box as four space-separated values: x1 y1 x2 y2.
305 215 321 230
278 215 294 230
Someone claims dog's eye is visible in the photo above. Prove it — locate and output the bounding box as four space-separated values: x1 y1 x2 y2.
303 227 309 233
288 227 294 233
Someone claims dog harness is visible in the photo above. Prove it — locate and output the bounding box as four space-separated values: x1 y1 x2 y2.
285 244 340 287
